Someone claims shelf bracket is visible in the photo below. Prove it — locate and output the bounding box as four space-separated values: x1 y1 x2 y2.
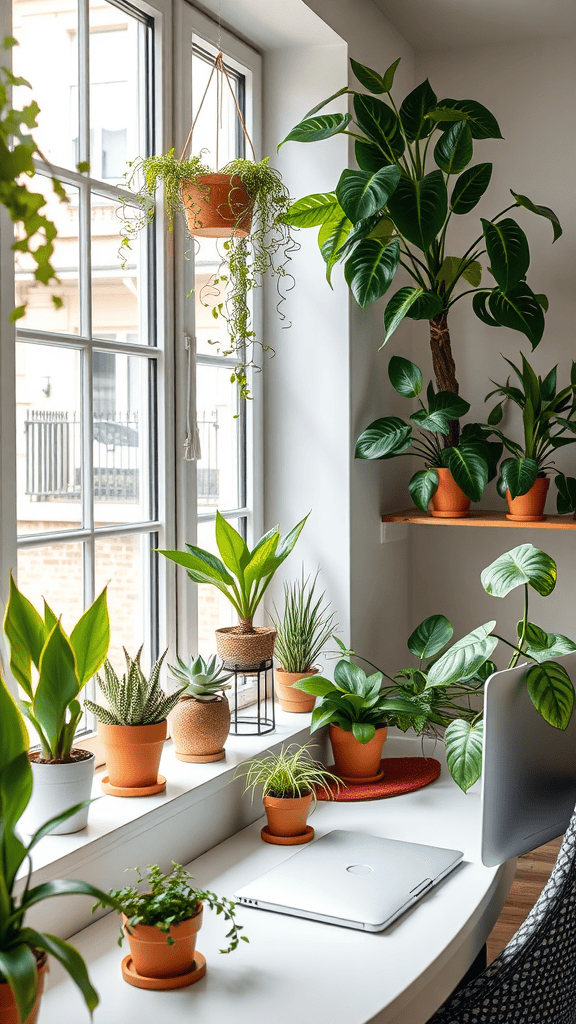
381 522 409 544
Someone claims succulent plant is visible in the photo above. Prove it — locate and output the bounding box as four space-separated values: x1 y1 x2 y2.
169 654 233 702
85 647 184 725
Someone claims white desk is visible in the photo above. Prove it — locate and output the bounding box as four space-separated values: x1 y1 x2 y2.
39 734 516 1024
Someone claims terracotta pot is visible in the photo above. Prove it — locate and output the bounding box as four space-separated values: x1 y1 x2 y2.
275 668 318 713
179 174 253 238
0 956 47 1024
169 695 230 762
123 907 203 980
506 477 550 522
429 467 471 518
99 721 167 790
216 626 276 670
263 792 313 837
329 724 387 782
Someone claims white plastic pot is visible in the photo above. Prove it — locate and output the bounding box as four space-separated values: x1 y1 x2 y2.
19 753 96 836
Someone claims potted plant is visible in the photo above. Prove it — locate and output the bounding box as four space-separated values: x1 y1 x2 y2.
355 356 501 516
158 511 308 670
3 574 110 835
0 674 119 1024
84 648 184 796
481 353 576 520
271 572 336 713
294 663 416 783
168 654 233 763
92 863 247 990
234 744 340 845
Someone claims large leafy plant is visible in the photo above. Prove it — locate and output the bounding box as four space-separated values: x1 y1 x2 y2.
3 574 110 760
355 355 502 509
280 57 562 446
0 675 119 1022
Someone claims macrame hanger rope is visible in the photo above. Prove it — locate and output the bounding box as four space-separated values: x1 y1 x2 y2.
180 52 256 164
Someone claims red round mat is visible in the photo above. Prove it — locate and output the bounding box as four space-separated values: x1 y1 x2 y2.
317 757 441 801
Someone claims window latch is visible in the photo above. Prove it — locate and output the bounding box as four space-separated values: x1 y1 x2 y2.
183 332 202 462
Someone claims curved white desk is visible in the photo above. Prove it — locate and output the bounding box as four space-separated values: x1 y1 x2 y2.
39 734 516 1024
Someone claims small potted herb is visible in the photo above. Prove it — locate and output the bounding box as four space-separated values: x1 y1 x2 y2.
3 574 110 835
271 573 336 713
168 654 233 763
93 863 247 990
84 648 184 796
234 744 340 845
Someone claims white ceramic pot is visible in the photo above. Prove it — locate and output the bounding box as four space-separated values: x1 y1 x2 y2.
19 753 96 835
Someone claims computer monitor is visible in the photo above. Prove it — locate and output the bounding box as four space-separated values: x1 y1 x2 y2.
481 653 576 866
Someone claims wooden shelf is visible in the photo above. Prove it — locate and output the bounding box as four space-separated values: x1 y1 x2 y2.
381 508 576 530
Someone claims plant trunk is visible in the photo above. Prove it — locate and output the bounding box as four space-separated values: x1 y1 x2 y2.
238 617 254 634
429 311 460 448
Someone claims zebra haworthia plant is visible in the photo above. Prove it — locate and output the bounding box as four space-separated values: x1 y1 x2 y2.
168 654 233 701
85 648 184 726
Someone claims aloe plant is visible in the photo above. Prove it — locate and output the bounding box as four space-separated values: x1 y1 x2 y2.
169 654 233 701
85 648 183 725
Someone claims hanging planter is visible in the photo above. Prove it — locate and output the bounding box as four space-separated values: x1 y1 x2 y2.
179 173 253 238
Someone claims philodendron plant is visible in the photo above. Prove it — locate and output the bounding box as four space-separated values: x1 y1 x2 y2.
355 355 502 509
280 56 562 447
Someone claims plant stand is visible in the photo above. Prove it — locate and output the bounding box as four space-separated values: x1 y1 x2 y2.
225 659 275 736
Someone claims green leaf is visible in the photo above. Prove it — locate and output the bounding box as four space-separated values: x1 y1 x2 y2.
0 748 33 832
482 218 530 292
387 170 447 252
408 469 439 512
4 572 47 696
388 356 423 398
0 944 38 1024
277 112 352 150
355 139 390 173
556 475 576 514
282 192 340 228
351 722 376 744
19 930 100 1015
0 674 30 775
522 622 576 664
350 58 387 94
304 86 350 119
487 402 504 425
336 165 400 223
274 515 308 565
427 622 497 687
354 416 412 460
382 286 424 342
399 79 437 141
481 543 557 598
404 291 443 320
441 442 489 501
525 661 575 730
437 256 482 289
310 705 340 733
70 588 110 688
382 57 402 93
411 392 470 435
215 511 250 579
535 293 549 311
488 283 545 349
319 214 352 284
334 659 369 694
499 457 539 499
291 676 338 697
34 622 79 756
353 94 405 162
472 290 500 328
407 614 454 659
435 98 503 139
444 720 484 793
512 190 562 242
434 121 473 174
158 546 233 585
243 531 280 594
344 238 400 307
450 162 493 214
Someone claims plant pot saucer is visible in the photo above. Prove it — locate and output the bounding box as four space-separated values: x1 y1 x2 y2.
261 825 314 846
428 510 470 519
121 952 206 990
337 767 385 785
175 750 225 763
101 775 166 797
506 512 546 522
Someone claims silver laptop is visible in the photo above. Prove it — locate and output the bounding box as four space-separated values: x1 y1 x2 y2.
235 829 463 931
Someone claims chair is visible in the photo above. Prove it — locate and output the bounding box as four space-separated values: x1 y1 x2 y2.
429 808 576 1023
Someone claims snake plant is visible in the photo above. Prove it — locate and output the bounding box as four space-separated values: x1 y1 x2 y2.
169 654 233 701
85 648 183 726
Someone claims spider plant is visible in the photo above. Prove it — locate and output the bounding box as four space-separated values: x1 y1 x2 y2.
234 744 340 802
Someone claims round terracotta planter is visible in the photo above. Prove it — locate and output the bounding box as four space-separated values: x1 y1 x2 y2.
99 721 167 792
429 467 471 518
169 695 230 762
506 477 550 522
0 956 47 1024
216 626 276 671
179 174 253 238
123 906 203 982
275 668 318 713
263 792 313 837
329 724 387 783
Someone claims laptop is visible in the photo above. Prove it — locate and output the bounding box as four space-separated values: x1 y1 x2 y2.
235 829 463 932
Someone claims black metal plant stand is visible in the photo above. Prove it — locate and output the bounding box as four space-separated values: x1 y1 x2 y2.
226 658 276 736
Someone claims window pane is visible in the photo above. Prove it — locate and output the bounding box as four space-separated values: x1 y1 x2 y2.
196 363 242 512
197 517 244 657
17 343 83 534
94 533 156 674
17 542 83 633
91 192 148 345
192 49 242 169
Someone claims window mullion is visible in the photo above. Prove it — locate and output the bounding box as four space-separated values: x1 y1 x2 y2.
79 0 94 609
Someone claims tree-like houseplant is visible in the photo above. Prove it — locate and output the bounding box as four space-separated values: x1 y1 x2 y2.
93 863 247 990
158 511 307 671
3 575 110 835
271 573 336 713
355 355 502 515
84 648 183 797
168 654 233 763
234 744 340 844
0 675 119 1024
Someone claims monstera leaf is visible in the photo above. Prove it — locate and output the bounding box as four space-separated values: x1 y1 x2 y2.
481 544 556 598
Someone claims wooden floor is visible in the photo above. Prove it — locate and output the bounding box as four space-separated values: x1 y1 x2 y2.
487 836 563 962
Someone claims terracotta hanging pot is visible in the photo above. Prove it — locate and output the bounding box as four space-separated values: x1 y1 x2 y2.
216 625 276 671
275 668 318 713
122 907 203 983
506 477 549 522
0 956 48 1024
263 792 313 838
179 174 253 238
170 695 230 762
99 721 167 794
429 467 471 518
329 725 387 784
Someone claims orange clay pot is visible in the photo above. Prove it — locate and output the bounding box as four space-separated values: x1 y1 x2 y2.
506 477 550 522
263 792 313 837
122 906 203 980
274 668 318 713
99 721 167 790
179 174 253 238
329 725 387 782
0 957 48 1024
429 467 471 518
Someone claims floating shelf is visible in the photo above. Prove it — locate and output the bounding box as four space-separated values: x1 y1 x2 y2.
381 508 576 530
